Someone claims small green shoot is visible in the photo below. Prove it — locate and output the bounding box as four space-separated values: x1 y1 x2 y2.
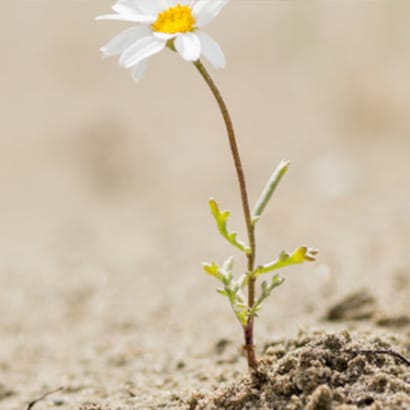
203 162 317 371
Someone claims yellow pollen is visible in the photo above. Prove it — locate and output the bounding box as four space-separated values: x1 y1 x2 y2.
152 4 195 34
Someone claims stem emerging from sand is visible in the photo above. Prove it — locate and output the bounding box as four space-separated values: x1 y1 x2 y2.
194 60 258 370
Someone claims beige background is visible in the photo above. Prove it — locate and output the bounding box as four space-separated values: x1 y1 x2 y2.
0 1 409 408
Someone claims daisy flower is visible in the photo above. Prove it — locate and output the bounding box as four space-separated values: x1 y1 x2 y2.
97 0 229 81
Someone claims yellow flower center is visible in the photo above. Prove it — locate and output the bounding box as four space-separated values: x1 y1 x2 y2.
152 4 195 34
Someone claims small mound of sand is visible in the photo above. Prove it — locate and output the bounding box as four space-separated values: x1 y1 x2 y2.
188 331 410 410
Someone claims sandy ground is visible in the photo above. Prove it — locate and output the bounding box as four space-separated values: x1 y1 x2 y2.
0 1 409 409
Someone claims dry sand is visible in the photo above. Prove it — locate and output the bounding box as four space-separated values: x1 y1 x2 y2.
189 331 409 409
0 1 409 409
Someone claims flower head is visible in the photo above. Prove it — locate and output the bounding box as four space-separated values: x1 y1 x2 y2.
97 0 229 81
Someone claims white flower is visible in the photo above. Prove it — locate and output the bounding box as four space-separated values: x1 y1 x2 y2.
97 0 229 81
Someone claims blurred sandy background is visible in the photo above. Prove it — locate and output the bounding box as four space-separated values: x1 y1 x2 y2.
0 1 409 408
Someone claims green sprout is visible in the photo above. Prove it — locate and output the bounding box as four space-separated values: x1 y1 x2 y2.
202 162 318 370
196 59 318 371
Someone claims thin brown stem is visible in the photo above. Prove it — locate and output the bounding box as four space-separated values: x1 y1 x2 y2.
194 60 258 370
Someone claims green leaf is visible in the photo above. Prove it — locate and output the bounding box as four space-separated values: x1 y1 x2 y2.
255 246 318 276
249 274 285 318
252 160 290 224
202 261 223 281
209 199 251 254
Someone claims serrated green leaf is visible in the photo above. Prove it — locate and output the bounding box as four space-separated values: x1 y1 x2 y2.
209 198 251 254
203 257 250 325
271 274 285 288
249 274 285 318
255 246 318 276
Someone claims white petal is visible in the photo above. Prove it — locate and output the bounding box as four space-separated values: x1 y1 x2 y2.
100 26 151 57
96 13 153 23
174 33 201 62
118 0 160 15
112 4 156 23
119 36 166 68
196 31 225 69
193 0 229 27
131 58 149 81
97 0 159 23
